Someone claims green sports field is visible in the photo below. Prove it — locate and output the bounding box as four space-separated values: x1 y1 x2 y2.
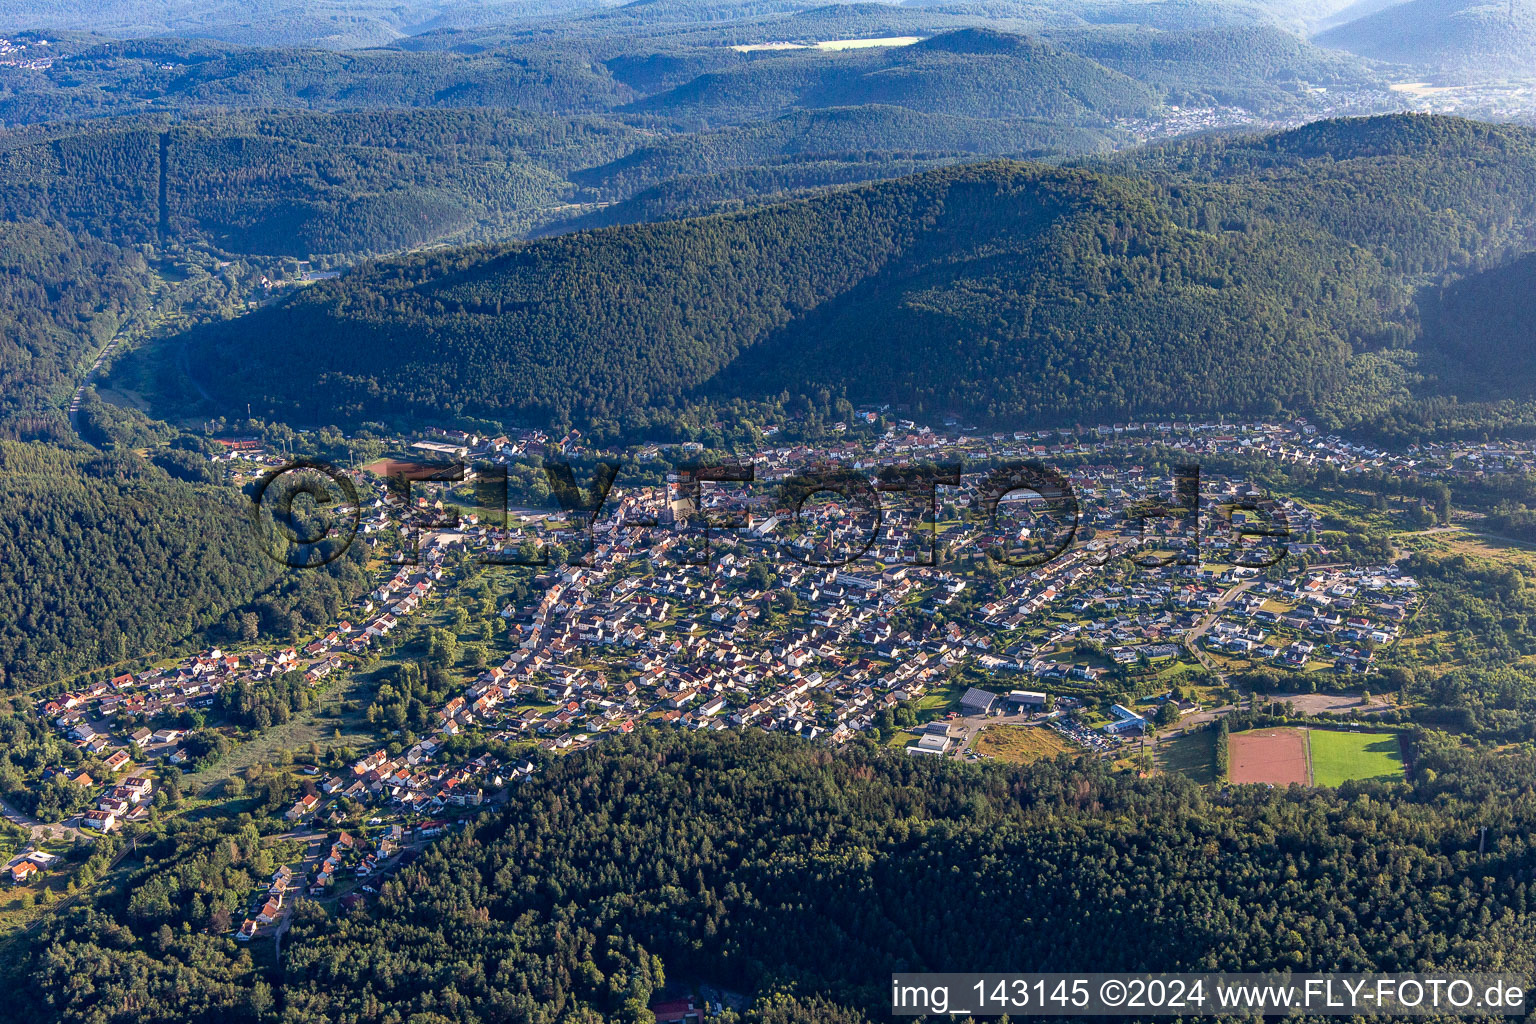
1304 729 1405 786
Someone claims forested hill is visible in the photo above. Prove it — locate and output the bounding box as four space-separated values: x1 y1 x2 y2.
0 111 637 256
626 29 1163 125
0 0 608 49
180 115 1536 439
1106 115 1536 275
181 159 1380 434
0 9 1391 126
568 105 1120 201
0 439 372 691
1316 0 1536 78
1048 23 1386 112
0 36 637 123
0 222 148 429
1418 251 1536 399
24 726 1536 1021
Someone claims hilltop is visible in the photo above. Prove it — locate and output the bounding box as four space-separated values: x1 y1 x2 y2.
179 159 1380 435
626 29 1162 124
569 104 1118 199
165 115 1536 438
1050 23 1390 111
0 111 636 256
1316 0 1536 77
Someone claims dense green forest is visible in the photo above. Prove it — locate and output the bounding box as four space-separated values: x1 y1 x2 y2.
0 36 637 123
0 10 1401 273
0 0 605 49
0 222 150 431
5 19 1341 260
0 12 1391 127
1316 0 1536 79
626 30 1162 126
175 115 1536 440
17 727 1536 1022
549 156 959 233
1417 251 1536 401
1048 23 1383 111
570 105 1118 199
0 111 639 255
0 440 372 691
0 0 1389 52
1110 116 1536 278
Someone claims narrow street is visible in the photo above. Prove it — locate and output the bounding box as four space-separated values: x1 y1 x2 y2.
0 792 87 843
1183 577 1258 676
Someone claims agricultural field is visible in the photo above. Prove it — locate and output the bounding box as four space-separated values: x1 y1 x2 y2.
1227 727 1405 786
974 725 1076 765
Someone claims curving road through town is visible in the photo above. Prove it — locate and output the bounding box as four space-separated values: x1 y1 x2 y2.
0 792 87 843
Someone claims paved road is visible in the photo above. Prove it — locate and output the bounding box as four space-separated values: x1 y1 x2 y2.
1184 578 1258 676
268 827 326 843
252 830 327 951
0 793 87 843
